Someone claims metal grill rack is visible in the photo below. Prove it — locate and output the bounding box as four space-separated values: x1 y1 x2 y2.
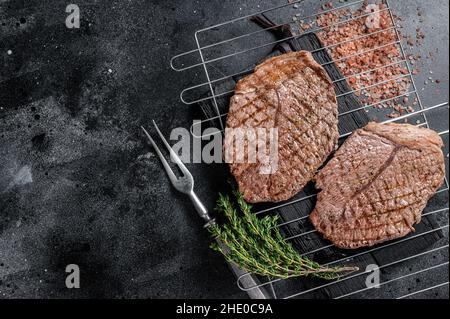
170 0 449 299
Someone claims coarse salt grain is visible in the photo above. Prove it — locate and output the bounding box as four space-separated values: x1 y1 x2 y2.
299 2 413 118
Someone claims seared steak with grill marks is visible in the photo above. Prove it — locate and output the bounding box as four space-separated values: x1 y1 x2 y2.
225 51 339 203
310 123 445 249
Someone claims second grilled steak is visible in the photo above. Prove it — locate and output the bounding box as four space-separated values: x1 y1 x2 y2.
310 123 445 249
224 51 339 203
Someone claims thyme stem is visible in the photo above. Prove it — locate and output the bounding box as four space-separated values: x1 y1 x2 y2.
209 190 358 280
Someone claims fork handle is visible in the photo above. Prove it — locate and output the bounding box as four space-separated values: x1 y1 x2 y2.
189 191 269 298
189 191 215 227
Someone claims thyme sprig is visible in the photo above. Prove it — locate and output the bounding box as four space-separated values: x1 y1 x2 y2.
209 189 358 280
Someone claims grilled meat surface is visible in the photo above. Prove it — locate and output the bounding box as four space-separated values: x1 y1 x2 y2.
225 51 339 203
310 123 445 249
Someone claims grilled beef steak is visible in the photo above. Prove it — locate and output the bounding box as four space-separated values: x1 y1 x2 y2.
224 51 339 203
310 123 445 249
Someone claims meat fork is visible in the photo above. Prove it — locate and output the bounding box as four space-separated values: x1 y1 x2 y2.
141 121 215 228
141 121 271 299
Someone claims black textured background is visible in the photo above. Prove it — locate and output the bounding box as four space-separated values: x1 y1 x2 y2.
0 0 448 299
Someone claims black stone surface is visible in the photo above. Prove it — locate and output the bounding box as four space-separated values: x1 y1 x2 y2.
0 0 448 299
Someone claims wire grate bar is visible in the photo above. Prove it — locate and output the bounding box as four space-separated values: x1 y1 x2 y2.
320 41 400 68
331 60 407 84
195 32 224 130
256 193 318 216
396 282 450 299
339 102 448 138
337 90 414 117
334 74 410 99
335 262 449 299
